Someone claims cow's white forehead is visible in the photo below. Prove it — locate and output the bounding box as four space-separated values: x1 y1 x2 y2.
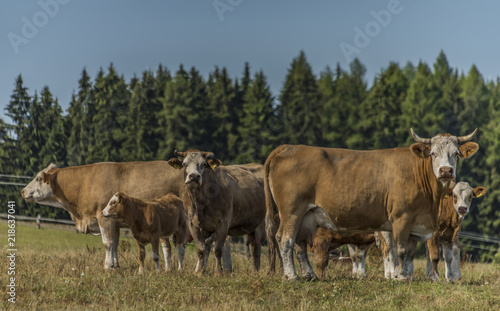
430 135 459 153
183 152 204 163
453 182 473 197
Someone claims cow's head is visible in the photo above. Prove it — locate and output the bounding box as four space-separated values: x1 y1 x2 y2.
102 192 126 220
21 163 61 207
410 129 479 183
446 181 487 219
167 150 222 188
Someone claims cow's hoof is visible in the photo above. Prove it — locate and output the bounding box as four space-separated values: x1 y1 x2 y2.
284 275 299 281
393 275 408 281
302 273 318 282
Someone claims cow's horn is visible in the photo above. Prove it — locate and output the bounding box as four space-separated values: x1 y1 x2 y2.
410 129 431 144
174 150 186 158
457 128 477 144
202 152 214 159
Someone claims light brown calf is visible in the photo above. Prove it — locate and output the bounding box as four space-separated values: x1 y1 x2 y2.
425 182 486 281
102 192 188 274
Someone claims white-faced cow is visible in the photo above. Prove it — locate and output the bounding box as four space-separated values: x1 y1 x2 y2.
425 181 486 281
264 129 479 280
21 162 185 269
102 192 188 273
168 150 266 274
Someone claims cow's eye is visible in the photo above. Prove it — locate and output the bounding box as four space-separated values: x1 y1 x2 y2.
430 152 436 157
202 162 207 168
36 177 41 182
182 162 187 167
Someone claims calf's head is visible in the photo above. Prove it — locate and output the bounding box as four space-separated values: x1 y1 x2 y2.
21 163 58 204
168 150 222 188
102 192 127 220
446 182 486 219
410 129 479 182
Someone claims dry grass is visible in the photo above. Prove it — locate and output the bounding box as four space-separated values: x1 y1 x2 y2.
1 222 499 310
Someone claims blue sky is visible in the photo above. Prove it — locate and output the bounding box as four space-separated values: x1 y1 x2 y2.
1 0 499 121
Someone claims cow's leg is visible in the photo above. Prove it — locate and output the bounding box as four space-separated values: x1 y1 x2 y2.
277 211 306 281
425 243 432 277
378 231 397 279
426 237 440 281
221 237 233 272
111 224 120 268
442 242 454 282
136 241 146 274
391 219 413 280
98 217 120 269
151 237 161 272
295 240 317 280
348 244 368 279
160 238 172 271
451 237 462 281
243 235 251 259
313 232 332 279
174 232 186 271
189 222 209 274
213 224 230 274
247 232 262 272
404 238 417 278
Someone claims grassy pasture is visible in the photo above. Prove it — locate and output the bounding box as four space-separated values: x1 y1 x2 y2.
1 221 499 310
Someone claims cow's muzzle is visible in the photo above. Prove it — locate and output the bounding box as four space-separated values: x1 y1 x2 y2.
438 167 454 179
186 173 202 186
458 206 468 215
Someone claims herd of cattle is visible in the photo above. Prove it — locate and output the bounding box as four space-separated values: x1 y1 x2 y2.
20 129 486 282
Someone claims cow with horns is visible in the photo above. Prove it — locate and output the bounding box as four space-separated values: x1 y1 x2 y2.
264 129 479 280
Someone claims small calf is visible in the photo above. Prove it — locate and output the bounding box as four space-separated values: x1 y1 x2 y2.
102 192 188 274
313 227 375 279
425 182 486 281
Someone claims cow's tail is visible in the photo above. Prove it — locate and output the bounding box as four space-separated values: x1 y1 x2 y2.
264 146 285 275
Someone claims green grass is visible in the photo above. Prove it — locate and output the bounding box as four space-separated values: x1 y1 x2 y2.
1 222 499 310
0 221 104 251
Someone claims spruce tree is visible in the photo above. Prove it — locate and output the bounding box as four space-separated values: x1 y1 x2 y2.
359 62 408 149
278 51 320 146
66 68 95 165
90 64 130 162
399 62 442 144
236 70 275 164
205 66 237 159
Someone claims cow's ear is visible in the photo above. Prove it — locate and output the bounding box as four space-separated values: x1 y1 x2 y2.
444 186 453 199
41 172 51 184
207 158 222 170
116 192 124 203
459 142 479 159
410 143 430 158
167 158 183 170
473 186 487 198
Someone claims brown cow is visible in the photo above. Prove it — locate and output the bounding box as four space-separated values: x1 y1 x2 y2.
265 129 479 280
102 192 188 273
168 150 265 274
21 162 185 269
425 181 486 281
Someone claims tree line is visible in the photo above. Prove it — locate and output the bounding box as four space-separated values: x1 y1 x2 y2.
1 51 499 261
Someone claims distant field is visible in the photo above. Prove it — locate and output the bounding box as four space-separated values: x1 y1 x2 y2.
1 222 499 310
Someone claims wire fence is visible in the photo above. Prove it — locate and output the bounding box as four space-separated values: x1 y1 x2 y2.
0 173 32 187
